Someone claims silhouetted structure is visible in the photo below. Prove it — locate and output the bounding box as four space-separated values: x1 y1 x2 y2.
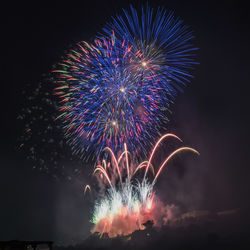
0 241 53 250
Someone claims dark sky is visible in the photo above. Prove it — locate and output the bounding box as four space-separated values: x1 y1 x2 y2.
1 0 250 245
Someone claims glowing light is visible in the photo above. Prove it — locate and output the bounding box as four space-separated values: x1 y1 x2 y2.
120 87 125 92
142 61 147 67
146 196 153 211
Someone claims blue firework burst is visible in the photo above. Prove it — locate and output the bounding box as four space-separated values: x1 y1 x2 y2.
53 5 197 161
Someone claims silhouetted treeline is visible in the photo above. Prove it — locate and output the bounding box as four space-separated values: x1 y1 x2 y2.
54 208 250 250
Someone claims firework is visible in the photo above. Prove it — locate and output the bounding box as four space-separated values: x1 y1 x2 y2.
53 4 197 160
89 133 199 237
18 4 199 238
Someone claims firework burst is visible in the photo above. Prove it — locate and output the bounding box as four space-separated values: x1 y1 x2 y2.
53 4 197 160
88 133 199 237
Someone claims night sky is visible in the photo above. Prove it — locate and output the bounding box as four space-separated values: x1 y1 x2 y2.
1 0 250 246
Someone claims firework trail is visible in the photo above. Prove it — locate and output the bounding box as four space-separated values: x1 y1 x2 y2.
53 4 197 160
89 133 199 238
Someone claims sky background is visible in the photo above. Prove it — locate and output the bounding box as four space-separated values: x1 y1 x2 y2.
1 0 250 245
